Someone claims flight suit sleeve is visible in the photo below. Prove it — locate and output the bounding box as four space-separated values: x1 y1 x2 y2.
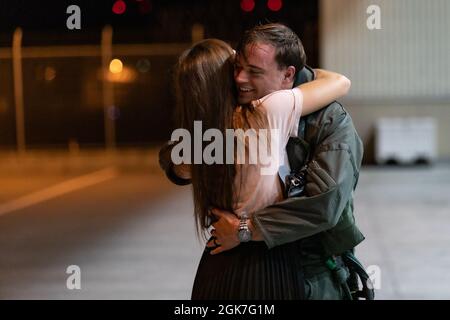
158 141 192 186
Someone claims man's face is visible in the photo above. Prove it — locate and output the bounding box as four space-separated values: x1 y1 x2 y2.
234 42 290 105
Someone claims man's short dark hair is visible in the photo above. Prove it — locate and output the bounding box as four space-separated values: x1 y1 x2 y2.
237 23 307 75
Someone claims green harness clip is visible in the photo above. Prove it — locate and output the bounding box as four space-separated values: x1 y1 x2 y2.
325 257 337 271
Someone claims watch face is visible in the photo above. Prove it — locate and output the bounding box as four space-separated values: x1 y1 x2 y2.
238 229 252 242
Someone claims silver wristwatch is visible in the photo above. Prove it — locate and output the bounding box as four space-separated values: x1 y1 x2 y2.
237 212 252 243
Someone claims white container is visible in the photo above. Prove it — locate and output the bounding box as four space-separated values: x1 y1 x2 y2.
375 117 437 164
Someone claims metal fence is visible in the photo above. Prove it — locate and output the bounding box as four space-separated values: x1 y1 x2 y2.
0 26 194 152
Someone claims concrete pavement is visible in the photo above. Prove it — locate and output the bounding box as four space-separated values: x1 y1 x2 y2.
0 149 449 299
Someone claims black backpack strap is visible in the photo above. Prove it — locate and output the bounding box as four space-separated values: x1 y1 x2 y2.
342 251 375 300
284 117 310 197
297 117 307 140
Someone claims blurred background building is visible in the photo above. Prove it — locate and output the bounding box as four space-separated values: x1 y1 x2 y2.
320 0 449 163
0 0 318 150
0 0 449 300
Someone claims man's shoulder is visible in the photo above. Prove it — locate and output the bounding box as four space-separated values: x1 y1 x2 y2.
304 100 348 127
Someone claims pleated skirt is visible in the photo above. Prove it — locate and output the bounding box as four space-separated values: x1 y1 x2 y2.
191 239 305 300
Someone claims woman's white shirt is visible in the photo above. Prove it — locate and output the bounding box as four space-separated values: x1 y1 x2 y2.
232 88 303 217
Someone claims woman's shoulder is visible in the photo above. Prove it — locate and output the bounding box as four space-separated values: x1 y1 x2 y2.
251 88 302 112
252 89 292 105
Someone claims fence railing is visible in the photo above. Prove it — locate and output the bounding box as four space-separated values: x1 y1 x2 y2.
0 25 200 153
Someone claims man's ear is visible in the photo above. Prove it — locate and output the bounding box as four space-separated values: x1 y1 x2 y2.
282 66 296 84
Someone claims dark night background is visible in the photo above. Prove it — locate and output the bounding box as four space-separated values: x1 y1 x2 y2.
0 0 318 149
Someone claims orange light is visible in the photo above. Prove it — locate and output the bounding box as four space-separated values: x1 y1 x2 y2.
109 59 123 74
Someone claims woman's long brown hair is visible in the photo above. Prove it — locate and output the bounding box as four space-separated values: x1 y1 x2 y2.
174 39 237 238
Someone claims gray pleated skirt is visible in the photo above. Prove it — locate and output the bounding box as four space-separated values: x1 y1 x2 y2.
191 238 305 300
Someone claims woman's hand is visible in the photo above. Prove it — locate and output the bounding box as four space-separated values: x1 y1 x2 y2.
206 208 240 255
206 208 264 255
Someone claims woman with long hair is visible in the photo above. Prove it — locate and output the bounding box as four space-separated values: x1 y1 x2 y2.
172 38 351 299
